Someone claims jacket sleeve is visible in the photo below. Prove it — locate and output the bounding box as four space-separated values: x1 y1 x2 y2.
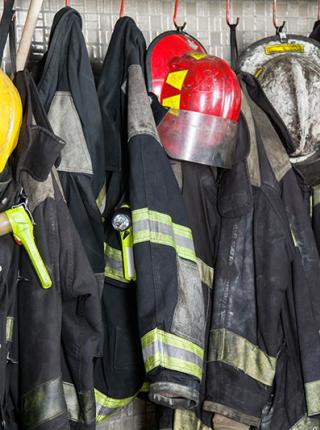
282 169 320 418
127 63 206 409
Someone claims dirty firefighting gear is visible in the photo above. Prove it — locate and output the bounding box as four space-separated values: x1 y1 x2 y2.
95 16 208 422
146 30 206 99
157 53 241 167
238 34 320 185
203 73 320 430
32 7 106 286
11 70 103 430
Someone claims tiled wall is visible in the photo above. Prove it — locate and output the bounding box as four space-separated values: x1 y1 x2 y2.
2 0 320 67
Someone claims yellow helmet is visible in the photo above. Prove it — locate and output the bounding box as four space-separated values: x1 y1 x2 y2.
0 69 22 172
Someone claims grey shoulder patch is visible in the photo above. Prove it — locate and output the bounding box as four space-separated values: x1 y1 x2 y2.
22 172 54 213
48 91 93 175
240 89 261 188
127 64 160 143
253 104 291 182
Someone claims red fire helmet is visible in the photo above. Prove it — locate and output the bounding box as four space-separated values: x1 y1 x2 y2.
157 53 242 167
146 31 206 99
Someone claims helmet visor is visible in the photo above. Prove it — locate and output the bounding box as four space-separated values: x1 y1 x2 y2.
157 109 238 168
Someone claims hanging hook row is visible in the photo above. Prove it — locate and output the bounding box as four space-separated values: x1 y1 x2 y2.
226 0 239 27
173 0 186 31
273 0 286 33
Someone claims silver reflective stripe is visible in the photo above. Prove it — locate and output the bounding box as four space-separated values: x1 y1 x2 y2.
133 219 194 251
104 244 128 283
143 342 203 369
22 377 67 429
63 382 96 424
6 316 14 342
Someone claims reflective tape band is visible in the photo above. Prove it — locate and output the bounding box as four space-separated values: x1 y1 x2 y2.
197 258 214 288
132 208 196 263
6 316 14 342
63 382 96 424
290 414 320 429
174 409 212 430
313 184 320 208
22 377 67 429
96 183 106 214
140 382 150 393
305 380 320 416
95 386 144 423
208 328 277 387
141 328 203 381
104 243 129 284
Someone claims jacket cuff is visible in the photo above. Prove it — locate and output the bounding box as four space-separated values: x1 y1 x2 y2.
149 382 199 409
203 401 260 427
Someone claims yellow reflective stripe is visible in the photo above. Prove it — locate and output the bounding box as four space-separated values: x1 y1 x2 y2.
264 43 304 55
96 183 106 214
174 409 212 430
305 380 320 416
104 244 122 262
140 382 150 393
208 328 277 386
133 229 196 262
197 258 214 288
132 208 196 262
104 243 129 283
145 352 202 380
141 328 203 359
162 95 181 109
95 383 146 423
166 70 188 90
132 208 193 239
313 185 320 208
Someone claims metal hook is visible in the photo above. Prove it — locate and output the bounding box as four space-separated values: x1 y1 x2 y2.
173 0 186 32
226 0 240 27
273 0 286 34
119 0 125 17
318 0 320 21
66 0 69 6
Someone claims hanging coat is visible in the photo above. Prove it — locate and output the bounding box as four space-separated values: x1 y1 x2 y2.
95 16 207 423
12 70 102 430
32 7 105 285
203 73 320 430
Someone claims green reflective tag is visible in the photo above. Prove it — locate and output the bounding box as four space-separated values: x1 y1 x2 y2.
5 206 52 289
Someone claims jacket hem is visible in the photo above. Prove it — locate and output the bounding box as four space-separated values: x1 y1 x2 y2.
149 382 199 409
203 401 260 427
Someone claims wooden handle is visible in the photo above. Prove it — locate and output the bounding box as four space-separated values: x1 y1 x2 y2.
16 0 44 71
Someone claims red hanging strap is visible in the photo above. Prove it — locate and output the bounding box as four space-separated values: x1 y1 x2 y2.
66 0 69 7
226 0 239 27
173 0 186 31
119 0 125 17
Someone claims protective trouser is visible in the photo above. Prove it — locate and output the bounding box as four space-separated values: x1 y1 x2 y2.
33 7 105 284
13 69 103 430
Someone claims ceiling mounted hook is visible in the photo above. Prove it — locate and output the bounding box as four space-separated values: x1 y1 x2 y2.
119 0 125 17
173 0 186 32
226 0 239 27
273 0 286 34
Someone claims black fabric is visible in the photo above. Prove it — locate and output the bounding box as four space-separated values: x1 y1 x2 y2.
310 19 320 42
0 0 14 64
229 24 239 72
33 7 105 275
13 70 102 430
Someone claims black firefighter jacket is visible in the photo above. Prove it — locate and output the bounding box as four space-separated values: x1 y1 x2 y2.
203 73 320 430
95 16 207 424
0 167 19 429
10 70 102 430
32 7 106 286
